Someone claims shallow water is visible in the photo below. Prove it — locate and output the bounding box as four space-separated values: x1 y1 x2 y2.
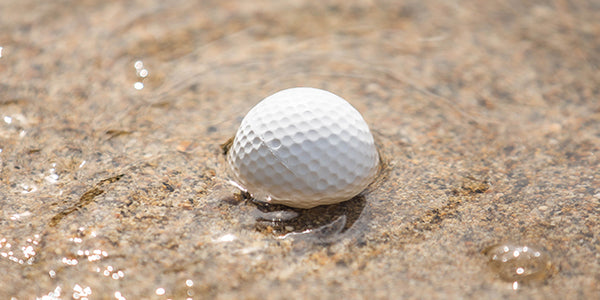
1 0 599 298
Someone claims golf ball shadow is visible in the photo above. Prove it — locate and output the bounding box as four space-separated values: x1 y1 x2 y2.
249 193 368 243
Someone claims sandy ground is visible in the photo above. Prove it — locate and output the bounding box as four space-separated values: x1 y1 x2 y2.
1 0 599 299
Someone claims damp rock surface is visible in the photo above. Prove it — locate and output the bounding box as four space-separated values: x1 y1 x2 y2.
1 0 599 299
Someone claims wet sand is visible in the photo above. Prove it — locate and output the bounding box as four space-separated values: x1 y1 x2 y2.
1 0 599 298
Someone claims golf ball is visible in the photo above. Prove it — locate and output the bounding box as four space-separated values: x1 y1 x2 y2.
228 87 379 208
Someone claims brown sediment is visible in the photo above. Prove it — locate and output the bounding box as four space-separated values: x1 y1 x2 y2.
48 174 124 227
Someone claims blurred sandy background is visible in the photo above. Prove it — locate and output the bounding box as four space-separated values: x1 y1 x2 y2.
1 0 599 298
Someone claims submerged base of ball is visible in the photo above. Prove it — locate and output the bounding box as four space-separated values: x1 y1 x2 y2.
228 87 379 209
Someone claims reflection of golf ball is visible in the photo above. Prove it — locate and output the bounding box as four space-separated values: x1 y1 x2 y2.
228 87 379 208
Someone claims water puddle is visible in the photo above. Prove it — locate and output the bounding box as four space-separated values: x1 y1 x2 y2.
251 195 367 241
213 188 370 246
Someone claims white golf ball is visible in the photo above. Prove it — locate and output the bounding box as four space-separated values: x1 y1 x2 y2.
228 87 379 208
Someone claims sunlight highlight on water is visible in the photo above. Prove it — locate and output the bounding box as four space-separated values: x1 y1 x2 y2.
37 286 62 300
72 284 92 299
114 291 127 300
212 233 237 243
44 163 59 184
10 211 32 220
0 235 40 265
133 60 149 90
20 183 37 194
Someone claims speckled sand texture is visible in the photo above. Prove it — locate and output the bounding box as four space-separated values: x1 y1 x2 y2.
0 0 599 299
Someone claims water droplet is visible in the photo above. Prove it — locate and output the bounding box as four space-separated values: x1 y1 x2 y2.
483 243 556 286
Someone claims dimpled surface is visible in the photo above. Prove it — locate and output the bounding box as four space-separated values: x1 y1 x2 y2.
228 87 379 208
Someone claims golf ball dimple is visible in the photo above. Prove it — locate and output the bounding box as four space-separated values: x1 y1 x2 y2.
228 87 379 208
